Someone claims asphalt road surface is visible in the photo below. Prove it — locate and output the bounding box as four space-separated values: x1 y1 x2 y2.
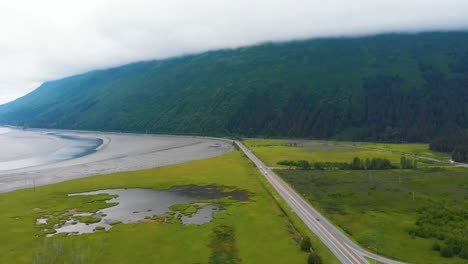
236 141 405 264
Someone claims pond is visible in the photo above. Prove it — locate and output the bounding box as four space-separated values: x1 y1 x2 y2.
41 186 248 236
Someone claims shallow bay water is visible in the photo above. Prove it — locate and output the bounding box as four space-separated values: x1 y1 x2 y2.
0 129 102 171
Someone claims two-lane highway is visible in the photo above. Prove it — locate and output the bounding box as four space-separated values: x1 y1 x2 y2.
236 141 405 264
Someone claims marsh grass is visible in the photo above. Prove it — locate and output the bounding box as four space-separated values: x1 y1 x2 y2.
0 151 314 264
278 168 468 264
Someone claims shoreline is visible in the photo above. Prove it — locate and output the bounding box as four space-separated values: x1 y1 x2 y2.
0 127 234 193
0 129 105 171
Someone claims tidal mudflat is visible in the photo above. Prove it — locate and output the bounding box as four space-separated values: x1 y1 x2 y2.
0 128 233 192
0 131 102 172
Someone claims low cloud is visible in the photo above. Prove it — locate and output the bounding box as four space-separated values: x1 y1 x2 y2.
1 0 468 104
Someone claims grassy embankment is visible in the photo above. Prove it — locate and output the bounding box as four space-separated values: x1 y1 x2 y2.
243 138 467 264
0 151 338 264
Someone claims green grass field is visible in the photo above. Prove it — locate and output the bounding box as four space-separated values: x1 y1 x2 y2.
243 139 419 166
242 138 466 263
242 139 450 168
277 168 468 264
0 151 340 264
339 142 450 161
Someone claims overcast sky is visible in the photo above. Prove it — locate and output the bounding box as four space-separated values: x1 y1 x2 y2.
1 0 468 104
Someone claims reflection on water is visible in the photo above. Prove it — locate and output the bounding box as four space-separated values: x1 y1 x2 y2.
46 133 103 162
0 132 102 171
46 186 247 236
181 204 220 225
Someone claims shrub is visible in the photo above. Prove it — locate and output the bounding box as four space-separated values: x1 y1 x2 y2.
339 225 353 236
300 236 312 252
297 160 310 169
440 246 454 258
432 242 440 251
277 160 310 169
307 252 322 264
459 246 468 260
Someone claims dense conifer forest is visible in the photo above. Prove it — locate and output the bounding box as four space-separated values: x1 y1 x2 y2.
0 32 467 143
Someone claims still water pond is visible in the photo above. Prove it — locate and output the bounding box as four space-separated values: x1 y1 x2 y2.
44 186 248 236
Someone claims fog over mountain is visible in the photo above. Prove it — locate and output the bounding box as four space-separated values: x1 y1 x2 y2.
1 32 467 142
1 0 468 104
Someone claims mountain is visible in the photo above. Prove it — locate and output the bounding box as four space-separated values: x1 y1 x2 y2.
1 32 467 141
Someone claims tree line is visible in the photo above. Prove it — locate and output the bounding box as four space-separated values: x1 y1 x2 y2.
430 134 468 163
277 156 417 170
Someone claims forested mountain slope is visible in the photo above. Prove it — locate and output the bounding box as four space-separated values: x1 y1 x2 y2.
1 32 467 141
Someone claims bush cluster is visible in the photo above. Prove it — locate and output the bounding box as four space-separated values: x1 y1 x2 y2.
409 205 468 259
299 236 322 264
278 157 397 170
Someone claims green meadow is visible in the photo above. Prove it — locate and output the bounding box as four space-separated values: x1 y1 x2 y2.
0 151 339 264
243 138 467 263
339 142 450 161
242 139 428 167
277 168 468 264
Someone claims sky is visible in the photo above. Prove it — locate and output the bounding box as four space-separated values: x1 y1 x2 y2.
1 0 468 104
